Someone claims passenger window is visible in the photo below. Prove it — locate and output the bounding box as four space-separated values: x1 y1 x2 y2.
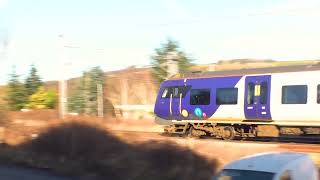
216 88 238 105
260 82 268 104
317 85 320 104
190 89 210 105
247 83 255 105
282 85 307 104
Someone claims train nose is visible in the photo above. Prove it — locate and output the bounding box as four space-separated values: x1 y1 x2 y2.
155 116 173 125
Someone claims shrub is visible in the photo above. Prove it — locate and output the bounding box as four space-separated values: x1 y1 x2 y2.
26 87 57 109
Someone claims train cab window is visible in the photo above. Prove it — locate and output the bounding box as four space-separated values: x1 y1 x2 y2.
260 82 268 104
216 88 238 105
317 85 320 104
247 83 255 105
179 86 191 98
190 89 210 105
161 86 191 98
161 87 172 98
282 85 307 104
173 87 179 97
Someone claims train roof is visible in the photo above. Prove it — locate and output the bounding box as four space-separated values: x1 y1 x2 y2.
171 63 320 80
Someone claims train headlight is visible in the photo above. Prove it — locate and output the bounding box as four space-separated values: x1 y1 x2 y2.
181 109 189 117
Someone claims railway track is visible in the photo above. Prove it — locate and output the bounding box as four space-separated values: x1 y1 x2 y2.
111 130 320 153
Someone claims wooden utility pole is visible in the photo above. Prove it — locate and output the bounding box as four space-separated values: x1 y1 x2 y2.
120 78 128 105
58 34 68 119
164 51 179 79
120 76 128 119
59 79 67 119
97 83 104 118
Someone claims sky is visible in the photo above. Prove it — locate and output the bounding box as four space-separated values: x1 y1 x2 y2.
0 0 320 84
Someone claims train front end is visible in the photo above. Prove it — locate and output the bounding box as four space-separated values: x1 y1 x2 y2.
154 80 177 125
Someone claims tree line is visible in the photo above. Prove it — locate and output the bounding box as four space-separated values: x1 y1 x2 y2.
6 65 56 110
4 39 193 116
6 65 105 116
68 67 105 115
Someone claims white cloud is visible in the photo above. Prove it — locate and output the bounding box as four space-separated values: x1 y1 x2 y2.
250 0 320 17
0 0 8 8
162 0 190 19
218 30 320 60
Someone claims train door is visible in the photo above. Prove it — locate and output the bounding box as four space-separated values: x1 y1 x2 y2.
244 75 271 120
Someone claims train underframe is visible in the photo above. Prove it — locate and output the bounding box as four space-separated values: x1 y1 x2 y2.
163 122 320 140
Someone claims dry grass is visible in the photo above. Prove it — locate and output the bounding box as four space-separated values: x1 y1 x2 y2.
2 110 162 146
8 109 59 121
0 118 218 180
0 108 6 126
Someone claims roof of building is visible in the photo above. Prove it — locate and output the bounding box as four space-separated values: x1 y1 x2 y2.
171 63 320 80
223 152 307 173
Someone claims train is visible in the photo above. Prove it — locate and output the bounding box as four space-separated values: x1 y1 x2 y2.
154 64 320 140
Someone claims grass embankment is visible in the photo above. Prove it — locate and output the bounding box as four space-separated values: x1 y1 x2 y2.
0 116 218 180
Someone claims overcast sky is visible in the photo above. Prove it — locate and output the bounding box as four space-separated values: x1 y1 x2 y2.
0 0 320 84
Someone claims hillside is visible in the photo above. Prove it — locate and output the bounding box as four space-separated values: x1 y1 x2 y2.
192 59 320 72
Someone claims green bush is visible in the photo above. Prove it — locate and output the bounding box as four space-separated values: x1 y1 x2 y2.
26 87 57 109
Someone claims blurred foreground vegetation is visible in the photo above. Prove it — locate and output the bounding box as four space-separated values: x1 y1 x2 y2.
0 118 218 180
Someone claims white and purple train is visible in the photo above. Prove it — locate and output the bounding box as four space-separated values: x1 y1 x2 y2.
154 64 320 139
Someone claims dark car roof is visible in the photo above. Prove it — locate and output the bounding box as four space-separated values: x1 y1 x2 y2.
171 63 320 80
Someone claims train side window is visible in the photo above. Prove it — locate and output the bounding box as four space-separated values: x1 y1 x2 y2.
247 83 255 105
260 82 268 104
317 85 320 104
190 89 211 105
216 88 238 105
282 85 307 104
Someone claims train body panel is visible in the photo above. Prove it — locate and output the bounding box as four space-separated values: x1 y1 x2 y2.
207 76 245 121
270 71 320 121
